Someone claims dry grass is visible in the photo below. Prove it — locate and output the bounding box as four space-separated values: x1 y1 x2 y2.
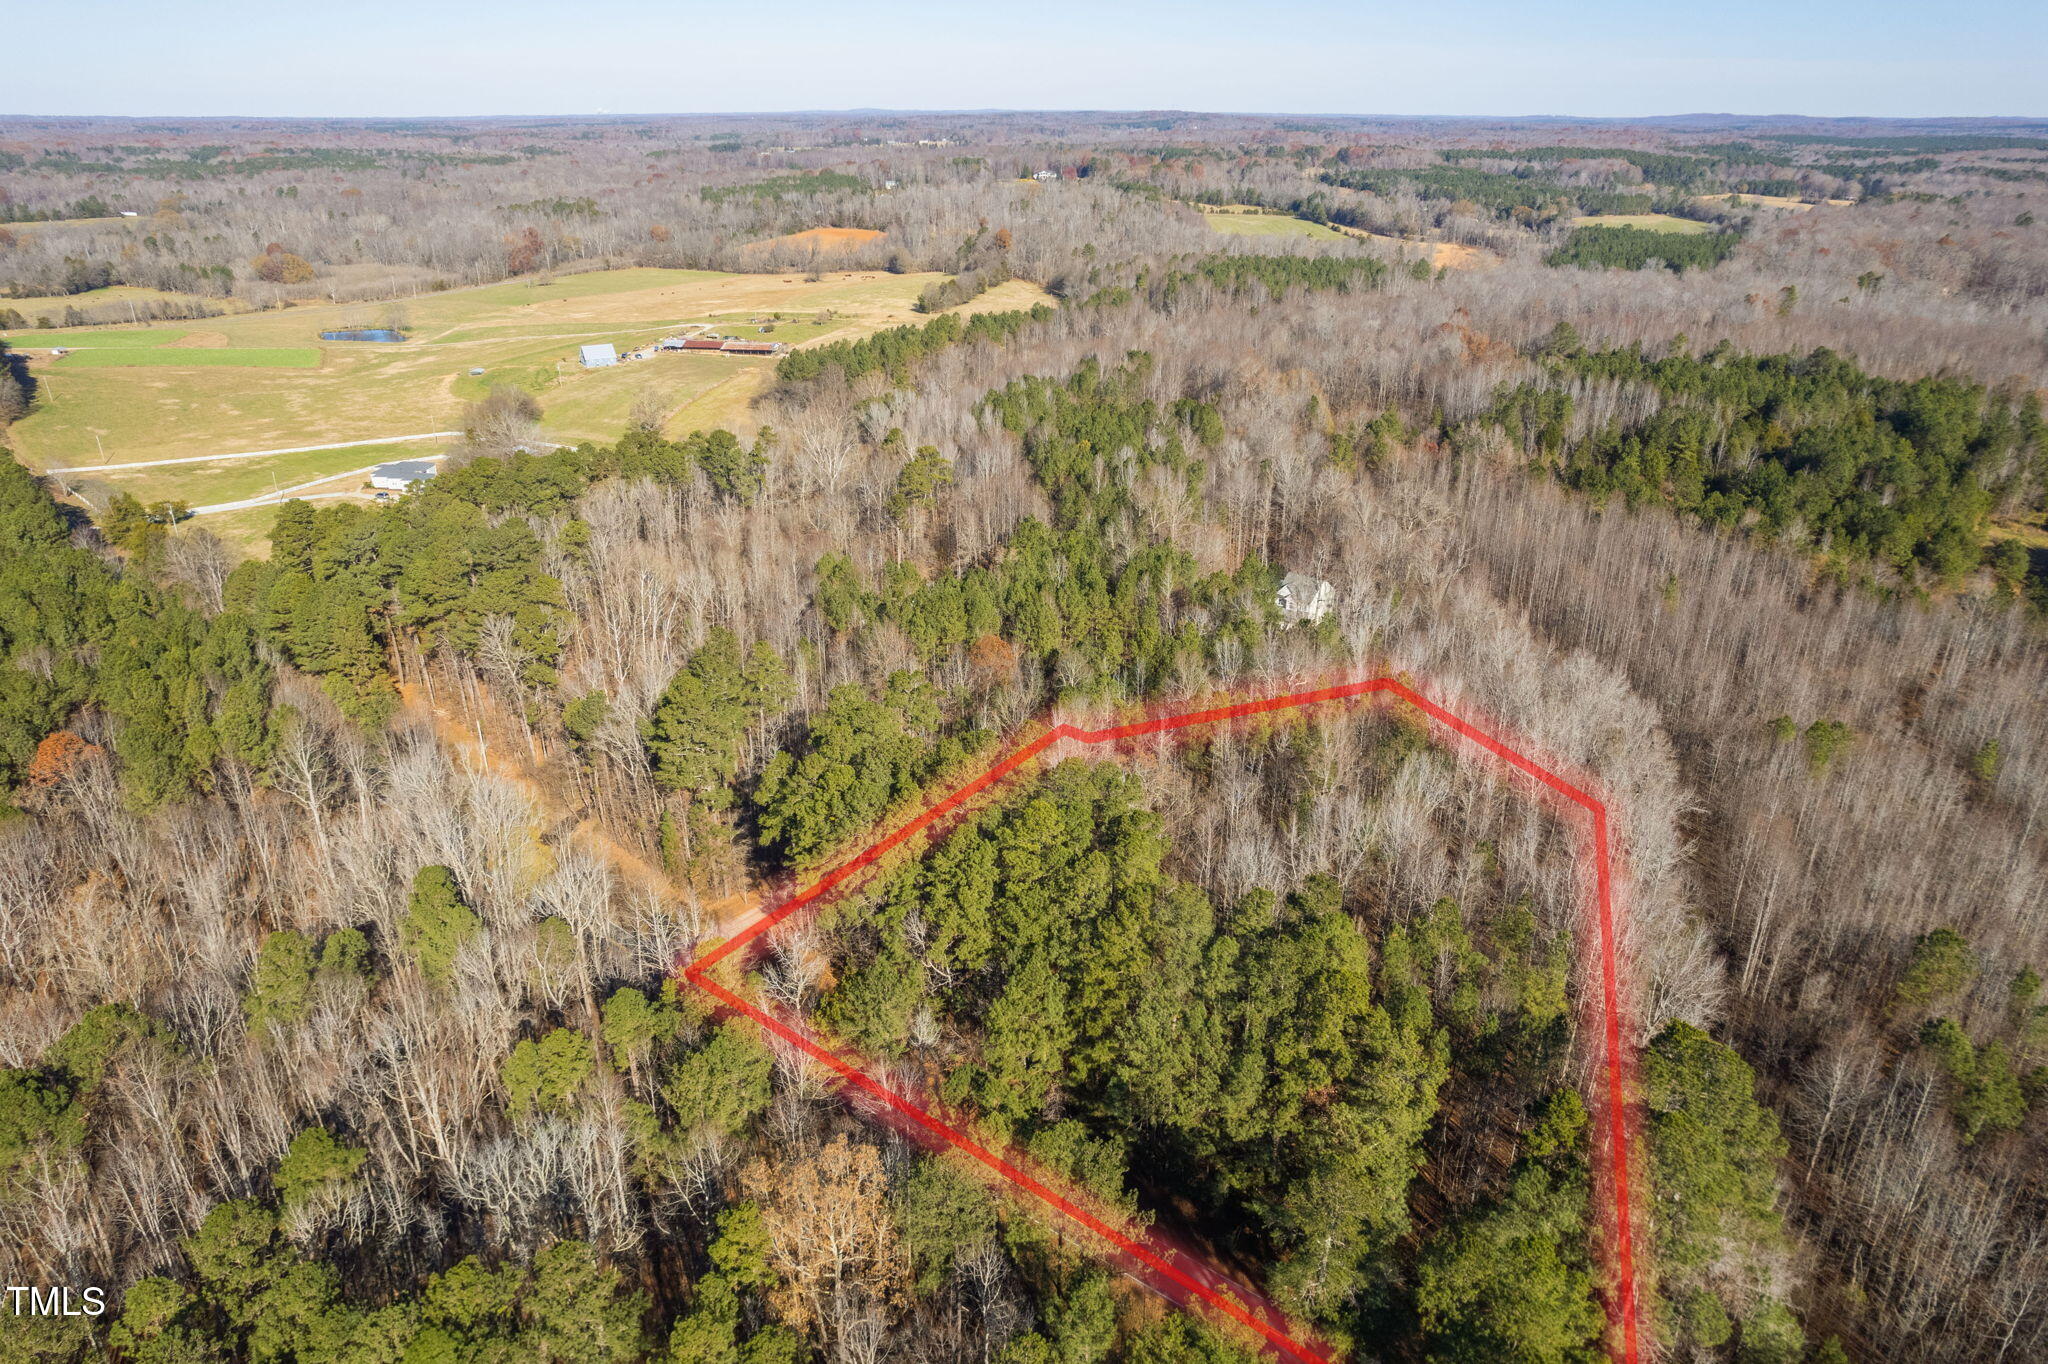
11 266 1039 540
1328 224 1498 269
1201 210 1347 241
948 279 1058 315
1989 513 2048 551
1571 213 1713 234
6 268 948 468
1695 193 1854 212
0 283 236 323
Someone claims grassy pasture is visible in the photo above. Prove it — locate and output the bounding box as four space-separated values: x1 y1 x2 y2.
4 267 950 469
1695 193 1853 211
56 347 321 368
1569 213 1713 234
6 328 186 349
180 505 284 556
0 284 233 324
75 439 449 507
1201 209 1347 240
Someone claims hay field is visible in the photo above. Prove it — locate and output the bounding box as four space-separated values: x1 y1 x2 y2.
1570 213 1713 234
0 284 236 325
1695 193 1857 212
1201 209 1347 240
3 267 950 469
63 438 450 509
57 346 321 368
1194 206 1494 268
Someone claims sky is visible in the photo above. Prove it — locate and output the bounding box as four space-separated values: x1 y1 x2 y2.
7 0 2043 119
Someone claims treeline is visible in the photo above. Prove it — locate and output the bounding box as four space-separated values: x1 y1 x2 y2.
0 195 119 224
1545 224 1743 273
0 294 227 331
0 456 272 806
234 427 776 723
1 256 115 298
1180 252 1389 297
1319 165 1657 220
776 304 1053 385
1487 339 2045 582
1441 144 1719 188
0 339 29 425
700 171 870 204
1437 145 1803 199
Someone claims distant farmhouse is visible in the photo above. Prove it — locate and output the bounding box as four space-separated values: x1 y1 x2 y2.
579 343 619 368
1276 572 1335 623
370 459 441 492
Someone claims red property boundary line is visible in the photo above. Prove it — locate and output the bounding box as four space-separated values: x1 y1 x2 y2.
680 677 1642 1364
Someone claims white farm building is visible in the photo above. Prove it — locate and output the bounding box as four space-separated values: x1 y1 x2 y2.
579 343 619 368
369 459 441 492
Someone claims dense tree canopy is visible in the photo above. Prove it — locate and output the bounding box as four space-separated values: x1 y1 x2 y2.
1489 344 2044 581
0 453 272 803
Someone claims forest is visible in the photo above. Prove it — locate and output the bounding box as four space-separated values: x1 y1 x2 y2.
1543 227 1742 274
3 109 2048 1364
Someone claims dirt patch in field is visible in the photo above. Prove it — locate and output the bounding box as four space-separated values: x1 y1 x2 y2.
1428 242 1497 269
167 330 231 349
743 226 886 255
1333 225 1498 269
1696 193 1854 212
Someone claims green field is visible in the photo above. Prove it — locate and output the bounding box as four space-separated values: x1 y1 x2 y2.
76 440 448 508
178 504 287 555
54 347 321 368
1568 213 1713 234
3 266 986 548
6 328 185 349
1201 210 1347 240
4 267 952 472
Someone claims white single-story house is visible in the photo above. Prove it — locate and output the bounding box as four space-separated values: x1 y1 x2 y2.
369 459 441 492
579 343 618 368
1277 572 1336 623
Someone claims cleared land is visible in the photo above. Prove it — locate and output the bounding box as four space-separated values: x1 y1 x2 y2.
1194 207 1495 268
4 267 953 470
1569 213 1713 234
63 438 449 509
1332 225 1498 268
946 278 1058 315
7 327 185 349
743 225 887 254
0 284 234 324
1201 209 1347 240
56 346 321 368
1694 193 1857 212
0 216 146 237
